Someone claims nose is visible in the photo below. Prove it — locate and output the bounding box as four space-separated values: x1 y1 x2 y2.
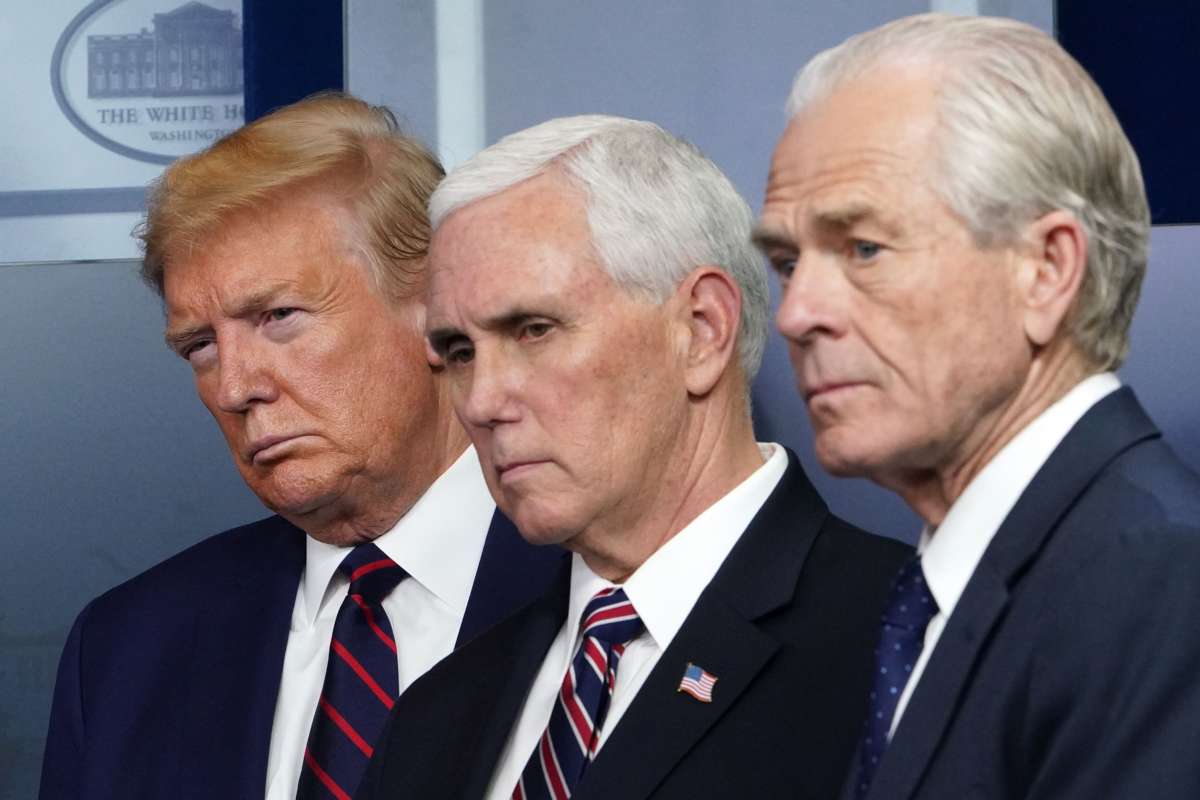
775 255 848 345
457 345 520 429
213 334 277 413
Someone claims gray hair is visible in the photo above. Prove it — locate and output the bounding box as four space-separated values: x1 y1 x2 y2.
787 13 1149 370
430 115 770 380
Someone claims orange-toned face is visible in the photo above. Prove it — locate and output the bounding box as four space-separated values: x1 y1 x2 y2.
164 197 445 541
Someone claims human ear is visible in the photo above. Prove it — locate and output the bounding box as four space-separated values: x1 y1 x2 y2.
1016 210 1088 347
675 266 742 396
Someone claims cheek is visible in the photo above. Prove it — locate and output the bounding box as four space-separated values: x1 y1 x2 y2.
193 374 222 416
337 326 433 420
784 340 807 372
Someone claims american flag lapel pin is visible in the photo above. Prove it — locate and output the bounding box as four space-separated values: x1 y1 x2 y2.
677 662 717 703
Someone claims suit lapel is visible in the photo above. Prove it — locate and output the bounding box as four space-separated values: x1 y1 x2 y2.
577 453 828 800
457 561 573 798
458 509 568 646
866 388 1161 800
174 516 306 797
576 594 779 800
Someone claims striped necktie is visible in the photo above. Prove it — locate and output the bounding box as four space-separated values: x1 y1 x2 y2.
512 587 644 800
297 543 407 800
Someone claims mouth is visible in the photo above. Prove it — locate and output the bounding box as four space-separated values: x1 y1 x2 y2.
248 434 309 465
495 460 549 482
803 382 864 402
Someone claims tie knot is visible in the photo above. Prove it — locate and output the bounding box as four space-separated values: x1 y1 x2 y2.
881 556 938 632
580 587 643 646
337 543 406 604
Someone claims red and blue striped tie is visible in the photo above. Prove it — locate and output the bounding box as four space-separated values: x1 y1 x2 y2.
512 587 644 800
296 543 406 800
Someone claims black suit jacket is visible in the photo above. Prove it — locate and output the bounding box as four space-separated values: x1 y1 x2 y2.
358 452 911 799
854 388 1200 799
40 511 564 799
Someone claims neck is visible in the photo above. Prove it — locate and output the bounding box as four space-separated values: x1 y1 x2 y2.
891 344 1095 526
576 386 765 582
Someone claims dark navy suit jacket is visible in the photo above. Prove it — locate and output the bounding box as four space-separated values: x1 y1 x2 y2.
39 511 563 799
357 452 912 800
851 388 1200 799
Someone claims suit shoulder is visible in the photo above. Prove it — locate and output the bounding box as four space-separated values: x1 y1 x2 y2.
1049 435 1200 571
818 514 912 570
1016 436 1200 638
1098 434 1200 525
786 515 911 615
83 514 301 621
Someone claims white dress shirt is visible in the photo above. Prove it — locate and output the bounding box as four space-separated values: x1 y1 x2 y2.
888 373 1120 738
264 446 496 799
484 443 787 800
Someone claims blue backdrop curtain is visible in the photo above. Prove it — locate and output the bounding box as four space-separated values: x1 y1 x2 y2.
1057 1 1200 225
243 0 345 122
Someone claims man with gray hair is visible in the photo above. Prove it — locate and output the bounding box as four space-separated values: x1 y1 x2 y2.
357 114 909 799
757 13 1200 799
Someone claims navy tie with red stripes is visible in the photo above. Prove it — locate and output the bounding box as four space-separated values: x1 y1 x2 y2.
512 587 644 800
296 543 406 800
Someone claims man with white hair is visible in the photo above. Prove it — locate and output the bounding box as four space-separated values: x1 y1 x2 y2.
356 115 910 799
757 13 1200 799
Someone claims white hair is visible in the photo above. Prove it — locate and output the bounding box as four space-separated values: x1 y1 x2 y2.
430 115 770 380
787 13 1150 370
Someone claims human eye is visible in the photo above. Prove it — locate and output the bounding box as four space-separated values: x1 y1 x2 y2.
444 339 475 366
771 256 797 283
850 240 882 261
519 320 555 341
265 307 299 323
181 339 215 366
762 244 798 284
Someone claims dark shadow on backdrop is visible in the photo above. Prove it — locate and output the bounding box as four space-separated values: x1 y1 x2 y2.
1057 1 1200 224
244 0 345 121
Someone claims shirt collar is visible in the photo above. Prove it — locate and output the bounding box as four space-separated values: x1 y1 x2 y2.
566 443 787 651
297 445 496 626
918 372 1120 616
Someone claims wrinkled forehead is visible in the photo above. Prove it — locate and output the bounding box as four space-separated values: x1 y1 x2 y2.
167 192 365 277
428 177 605 299
764 70 943 216
162 199 385 333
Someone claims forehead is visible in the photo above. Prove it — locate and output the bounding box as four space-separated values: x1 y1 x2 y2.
164 198 363 310
763 67 941 226
427 174 616 318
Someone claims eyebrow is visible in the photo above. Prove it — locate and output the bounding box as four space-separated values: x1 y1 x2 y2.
164 325 206 353
163 282 295 352
752 202 902 256
812 201 902 238
427 308 557 354
750 224 795 254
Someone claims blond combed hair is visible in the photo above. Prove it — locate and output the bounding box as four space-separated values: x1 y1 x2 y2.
138 92 445 302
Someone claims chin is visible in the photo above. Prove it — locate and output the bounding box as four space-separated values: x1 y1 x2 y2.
505 501 581 548
253 471 343 518
813 432 880 479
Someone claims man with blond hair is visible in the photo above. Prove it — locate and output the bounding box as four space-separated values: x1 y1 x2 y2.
356 114 910 800
758 13 1200 799
40 94 560 800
